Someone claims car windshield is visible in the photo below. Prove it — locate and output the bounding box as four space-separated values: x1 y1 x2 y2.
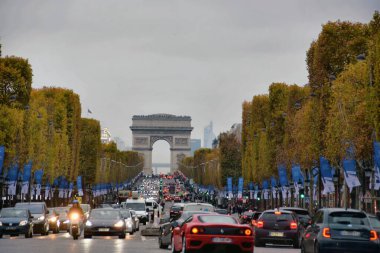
120 210 131 218
90 210 120 219
125 203 145 211
55 207 68 214
328 212 369 226
183 204 214 212
199 215 237 224
369 217 380 228
171 206 182 211
0 209 28 218
16 204 43 214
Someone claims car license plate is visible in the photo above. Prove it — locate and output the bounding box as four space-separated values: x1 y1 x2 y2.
99 228 109 232
6 227 17 230
269 232 284 237
212 237 232 243
341 231 360 236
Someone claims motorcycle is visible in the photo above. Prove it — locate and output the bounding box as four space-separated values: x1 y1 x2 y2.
69 212 82 240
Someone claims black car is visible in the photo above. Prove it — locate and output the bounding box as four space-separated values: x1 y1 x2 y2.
240 211 258 224
368 214 380 238
301 208 379 253
47 208 60 234
15 202 50 235
0 208 34 238
280 207 311 228
158 211 211 249
255 209 302 248
84 209 126 239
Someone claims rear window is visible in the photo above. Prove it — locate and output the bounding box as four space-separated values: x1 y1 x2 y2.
282 209 309 216
369 217 380 228
16 204 44 214
199 215 237 224
183 204 214 212
328 212 369 226
253 213 262 219
261 212 293 221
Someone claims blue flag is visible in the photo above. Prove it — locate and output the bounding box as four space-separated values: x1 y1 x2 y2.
278 164 288 187
7 163 19 181
0 146 5 175
23 162 32 182
34 169 44 184
291 164 304 185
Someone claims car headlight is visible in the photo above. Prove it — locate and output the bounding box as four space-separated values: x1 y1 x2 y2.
85 220 92 227
38 216 45 221
63 220 70 224
114 220 124 228
49 217 57 222
19 220 28 226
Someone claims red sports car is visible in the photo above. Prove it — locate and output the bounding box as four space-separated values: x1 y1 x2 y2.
172 214 254 253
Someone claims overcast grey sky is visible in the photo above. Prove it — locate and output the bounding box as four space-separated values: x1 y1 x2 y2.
0 0 379 165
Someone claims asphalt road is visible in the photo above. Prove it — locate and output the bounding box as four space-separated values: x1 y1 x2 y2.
0 229 300 253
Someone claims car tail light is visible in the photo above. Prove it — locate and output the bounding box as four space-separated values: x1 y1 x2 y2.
191 227 204 234
290 222 297 230
251 220 257 226
244 229 252 236
370 230 378 241
257 221 264 228
322 228 331 238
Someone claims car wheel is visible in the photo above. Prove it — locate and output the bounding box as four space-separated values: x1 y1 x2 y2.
314 242 320 253
171 237 180 253
293 236 300 249
119 233 126 239
301 240 306 253
255 239 264 247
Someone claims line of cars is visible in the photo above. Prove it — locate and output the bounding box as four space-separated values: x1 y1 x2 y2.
159 203 380 253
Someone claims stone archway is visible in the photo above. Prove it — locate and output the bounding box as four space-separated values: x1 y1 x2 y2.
130 114 193 175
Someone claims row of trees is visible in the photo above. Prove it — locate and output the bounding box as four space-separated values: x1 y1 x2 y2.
179 132 242 188
242 12 380 183
0 52 143 186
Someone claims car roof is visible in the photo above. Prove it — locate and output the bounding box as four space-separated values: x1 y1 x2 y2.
319 208 365 213
1 207 28 211
280 207 308 211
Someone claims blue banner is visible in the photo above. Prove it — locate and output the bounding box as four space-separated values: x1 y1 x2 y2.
227 177 232 197
320 157 333 178
278 164 288 187
291 164 304 185
77 176 82 190
0 146 4 175
375 142 380 169
7 163 19 181
34 169 44 184
248 182 254 190
23 162 32 182
262 180 269 189
237 177 244 198
271 177 277 188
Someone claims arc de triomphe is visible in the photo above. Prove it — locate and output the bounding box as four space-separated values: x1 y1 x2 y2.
130 114 193 174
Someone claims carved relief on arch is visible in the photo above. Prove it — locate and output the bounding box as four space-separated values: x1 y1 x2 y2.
150 136 173 147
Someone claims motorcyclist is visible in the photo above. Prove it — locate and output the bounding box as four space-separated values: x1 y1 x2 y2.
68 199 84 219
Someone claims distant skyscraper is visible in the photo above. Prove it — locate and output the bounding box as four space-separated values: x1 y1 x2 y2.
114 136 127 151
203 121 216 149
101 128 112 144
229 123 242 143
190 139 201 155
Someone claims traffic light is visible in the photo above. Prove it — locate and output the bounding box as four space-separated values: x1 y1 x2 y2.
300 189 305 199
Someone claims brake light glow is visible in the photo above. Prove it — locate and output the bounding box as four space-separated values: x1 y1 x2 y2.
257 221 264 228
290 222 297 230
191 227 199 234
370 230 378 241
244 229 252 236
322 228 331 238
251 220 257 226
274 211 281 215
